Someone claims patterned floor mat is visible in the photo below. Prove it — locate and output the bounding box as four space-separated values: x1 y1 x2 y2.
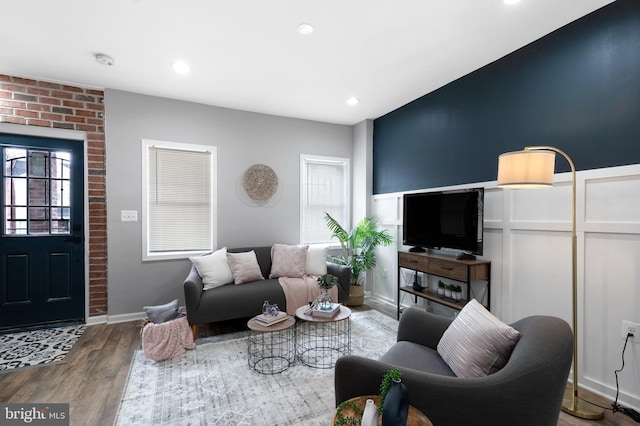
0 324 86 371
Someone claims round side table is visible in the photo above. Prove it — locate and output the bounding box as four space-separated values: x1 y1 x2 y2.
246 315 296 374
295 305 351 369
332 395 432 426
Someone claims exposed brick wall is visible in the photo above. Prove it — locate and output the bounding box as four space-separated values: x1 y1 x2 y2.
0 74 108 317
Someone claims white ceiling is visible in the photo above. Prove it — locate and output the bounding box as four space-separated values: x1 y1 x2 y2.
1 0 614 125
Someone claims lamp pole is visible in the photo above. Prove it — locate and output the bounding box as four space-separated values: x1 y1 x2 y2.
520 146 602 419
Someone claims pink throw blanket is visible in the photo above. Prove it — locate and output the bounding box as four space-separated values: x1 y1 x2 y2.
278 276 339 315
141 316 196 362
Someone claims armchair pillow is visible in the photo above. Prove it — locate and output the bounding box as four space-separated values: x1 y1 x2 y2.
227 250 265 284
437 299 520 378
189 247 233 290
269 244 308 278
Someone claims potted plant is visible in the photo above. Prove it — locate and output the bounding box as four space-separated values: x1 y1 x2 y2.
317 273 338 310
437 280 446 296
378 369 402 415
444 284 453 299
452 284 462 301
324 213 393 306
378 368 408 424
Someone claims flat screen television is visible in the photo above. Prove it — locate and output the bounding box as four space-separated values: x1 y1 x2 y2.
402 188 484 258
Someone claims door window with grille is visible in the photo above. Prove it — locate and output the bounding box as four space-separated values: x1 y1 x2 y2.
3 148 71 236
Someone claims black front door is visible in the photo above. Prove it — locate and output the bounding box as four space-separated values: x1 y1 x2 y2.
0 133 85 329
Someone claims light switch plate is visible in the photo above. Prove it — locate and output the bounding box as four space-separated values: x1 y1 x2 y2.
121 210 138 222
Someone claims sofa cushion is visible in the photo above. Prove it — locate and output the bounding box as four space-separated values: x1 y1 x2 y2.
437 299 520 378
189 247 233 290
143 299 180 324
269 244 308 278
305 245 327 276
227 250 265 284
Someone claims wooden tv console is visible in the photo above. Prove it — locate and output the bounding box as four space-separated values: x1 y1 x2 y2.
397 251 491 319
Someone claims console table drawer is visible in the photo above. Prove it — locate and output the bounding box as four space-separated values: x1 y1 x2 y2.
428 258 468 281
398 252 429 271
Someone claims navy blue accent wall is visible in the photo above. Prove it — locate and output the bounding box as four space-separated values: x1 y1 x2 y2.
373 0 640 194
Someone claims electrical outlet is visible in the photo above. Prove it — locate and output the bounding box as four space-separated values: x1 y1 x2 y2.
621 320 639 342
120 210 138 222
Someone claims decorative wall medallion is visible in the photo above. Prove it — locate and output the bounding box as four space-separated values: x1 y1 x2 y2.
243 164 278 201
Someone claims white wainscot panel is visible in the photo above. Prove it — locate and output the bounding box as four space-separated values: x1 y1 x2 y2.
483 188 503 223
507 230 572 324
508 181 571 224
371 225 398 304
585 174 640 224
482 228 503 319
583 233 640 394
373 196 400 223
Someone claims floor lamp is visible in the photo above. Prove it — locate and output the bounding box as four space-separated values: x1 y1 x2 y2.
497 146 604 420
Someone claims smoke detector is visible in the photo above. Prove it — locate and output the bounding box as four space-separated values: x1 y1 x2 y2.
95 53 115 66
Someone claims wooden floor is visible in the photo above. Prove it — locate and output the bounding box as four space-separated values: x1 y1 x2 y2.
0 302 635 426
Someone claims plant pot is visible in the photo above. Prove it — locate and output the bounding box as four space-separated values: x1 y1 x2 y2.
437 288 445 296
348 285 365 306
444 289 452 298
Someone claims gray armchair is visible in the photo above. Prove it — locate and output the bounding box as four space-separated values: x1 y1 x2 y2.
335 307 573 426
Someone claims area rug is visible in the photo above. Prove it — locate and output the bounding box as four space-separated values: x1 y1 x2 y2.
115 309 398 425
0 324 86 371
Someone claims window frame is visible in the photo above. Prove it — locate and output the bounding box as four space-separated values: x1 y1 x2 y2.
299 153 350 245
141 139 216 261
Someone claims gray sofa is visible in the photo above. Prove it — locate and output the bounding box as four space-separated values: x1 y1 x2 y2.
184 246 350 335
335 307 573 426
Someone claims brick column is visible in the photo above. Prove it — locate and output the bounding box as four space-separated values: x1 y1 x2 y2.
0 74 108 317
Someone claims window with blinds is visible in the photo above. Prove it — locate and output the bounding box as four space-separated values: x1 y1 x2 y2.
300 154 350 244
142 140 216 261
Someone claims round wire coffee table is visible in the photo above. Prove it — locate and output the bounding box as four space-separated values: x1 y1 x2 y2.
247 315 296 374
295 305 351 369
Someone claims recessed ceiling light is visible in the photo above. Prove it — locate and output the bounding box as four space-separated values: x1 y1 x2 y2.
172 61 191 74
346 97 359 106
503 0 520 4
297 23 314 35
95 53 115 66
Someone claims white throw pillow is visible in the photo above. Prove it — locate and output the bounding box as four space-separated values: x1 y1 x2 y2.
305 245 327 276
437 299 520 378
227 251 265 284
189 248 233 290
269 244 308 278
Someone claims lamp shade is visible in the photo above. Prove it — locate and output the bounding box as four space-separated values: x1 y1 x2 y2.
497 150 556 188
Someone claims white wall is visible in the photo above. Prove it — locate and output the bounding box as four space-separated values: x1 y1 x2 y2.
104 89 352 318
370 163 640 411
352 120 373 222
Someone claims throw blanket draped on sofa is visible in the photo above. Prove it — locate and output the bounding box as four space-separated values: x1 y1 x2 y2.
278 276 339 315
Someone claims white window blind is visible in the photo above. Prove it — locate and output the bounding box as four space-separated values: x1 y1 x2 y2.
300 154 350 244
142 140 215 260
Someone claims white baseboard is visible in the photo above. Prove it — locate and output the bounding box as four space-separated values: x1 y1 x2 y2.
87 306 187 326
107 312 147 324
86 311 145 325
86 315 107 326
580 376 640 412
